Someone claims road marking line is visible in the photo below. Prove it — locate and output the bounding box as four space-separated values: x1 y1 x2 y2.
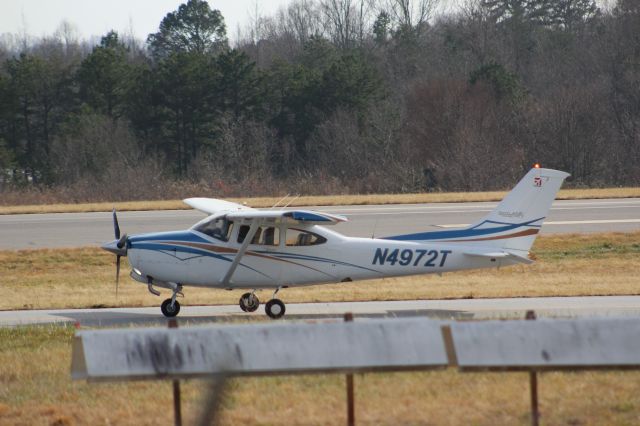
435 219 640 228
546 219 640 225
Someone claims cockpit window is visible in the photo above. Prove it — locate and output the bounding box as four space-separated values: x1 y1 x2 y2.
286 228 327 246
195 217 233 241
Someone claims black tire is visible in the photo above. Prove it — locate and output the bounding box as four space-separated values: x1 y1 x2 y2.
240 292 260 313
239 293 250 312
161 298 180 317
246 294 259 312
265 299 285 319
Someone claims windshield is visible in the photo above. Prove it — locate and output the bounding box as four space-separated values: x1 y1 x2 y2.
194 216 233 241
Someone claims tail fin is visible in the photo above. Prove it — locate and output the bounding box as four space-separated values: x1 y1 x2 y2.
469 167 570 252
386 167 570 253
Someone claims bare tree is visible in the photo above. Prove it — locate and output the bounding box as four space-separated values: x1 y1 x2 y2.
385 0 440 37
321 0 356 48
287 0 323 44
321 0 375 48
53 20 79 56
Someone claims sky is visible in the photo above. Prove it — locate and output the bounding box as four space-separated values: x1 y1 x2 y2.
0 0 294 43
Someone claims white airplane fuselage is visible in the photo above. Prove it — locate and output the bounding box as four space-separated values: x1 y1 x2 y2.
125 223 524 290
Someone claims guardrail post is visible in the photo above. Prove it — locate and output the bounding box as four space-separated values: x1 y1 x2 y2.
525 310 539 426
344 312 355 426
169 319 182 426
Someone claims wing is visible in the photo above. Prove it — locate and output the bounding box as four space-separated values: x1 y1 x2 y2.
184 198 346 225
183 197 256 215
226 209 348 226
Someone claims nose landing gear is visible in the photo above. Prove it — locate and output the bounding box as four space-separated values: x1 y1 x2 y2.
160 283 183 318
161 298 180 317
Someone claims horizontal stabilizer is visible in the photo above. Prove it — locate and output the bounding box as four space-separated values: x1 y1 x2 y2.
463 250 534 264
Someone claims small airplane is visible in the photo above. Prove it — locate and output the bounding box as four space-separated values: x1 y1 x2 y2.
102 166 569 319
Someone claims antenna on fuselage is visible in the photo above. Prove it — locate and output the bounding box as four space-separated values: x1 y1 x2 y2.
282 194 300 208
371 218 379 239
271 194 290 209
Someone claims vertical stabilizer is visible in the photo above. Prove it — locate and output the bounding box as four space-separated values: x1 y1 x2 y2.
385 167 570 254
467 167 570 252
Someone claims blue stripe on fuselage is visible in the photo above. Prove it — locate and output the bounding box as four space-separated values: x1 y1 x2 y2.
128 231 207 244
131 241 231 263
384 218 544 241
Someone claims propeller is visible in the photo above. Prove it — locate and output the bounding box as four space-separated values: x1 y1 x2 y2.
116 253 121 299
113 208 121 240
106 208 128 300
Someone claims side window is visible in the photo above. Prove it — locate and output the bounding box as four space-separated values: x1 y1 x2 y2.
259 227 279 246
195 218 233 241
237 225 250 243
237 226 279 246
286 229 327 246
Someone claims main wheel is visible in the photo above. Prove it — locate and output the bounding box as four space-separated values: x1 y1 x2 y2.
239 293 249 312
161 298 180 317
265 299 285 319
239 292 260 312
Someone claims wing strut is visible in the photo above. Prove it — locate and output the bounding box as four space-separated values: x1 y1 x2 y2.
221 220 260 287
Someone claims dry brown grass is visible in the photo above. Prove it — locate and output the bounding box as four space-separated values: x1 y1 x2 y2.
2 232 639 424
1 186 639 215
1 232 639 311
2 326 640 425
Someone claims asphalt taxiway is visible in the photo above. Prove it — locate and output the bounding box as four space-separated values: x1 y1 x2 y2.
4 296 640 328
1 198 640 249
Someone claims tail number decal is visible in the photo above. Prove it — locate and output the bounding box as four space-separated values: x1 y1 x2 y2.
373 248 451 267
533 176 548 187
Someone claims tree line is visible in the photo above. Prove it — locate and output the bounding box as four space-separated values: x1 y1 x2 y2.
0 0 638 202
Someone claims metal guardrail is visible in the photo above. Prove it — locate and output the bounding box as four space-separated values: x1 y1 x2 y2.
452 317 640 370
71 313 640 425
72 317 448 380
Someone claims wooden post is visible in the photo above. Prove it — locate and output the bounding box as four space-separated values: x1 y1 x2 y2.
344 313 355 426
168 319 182 426
529 371 539 426
525 310 539 426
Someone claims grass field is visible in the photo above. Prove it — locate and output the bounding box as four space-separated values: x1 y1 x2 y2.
2 326 640 425
1 232 639 311
2 232 640 424
1 186 639 215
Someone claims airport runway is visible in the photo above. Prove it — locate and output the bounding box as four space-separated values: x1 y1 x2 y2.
4 296 640 327
2 198 640 249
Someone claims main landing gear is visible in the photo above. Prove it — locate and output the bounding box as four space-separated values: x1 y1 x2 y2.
239 292 260 312
239 288 286 319
265 287 285 320
265 299 285 319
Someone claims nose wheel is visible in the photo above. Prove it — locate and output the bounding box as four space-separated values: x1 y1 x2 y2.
160 283 183 317
239 292 260 312
161 298 181 317
265 299 285 319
